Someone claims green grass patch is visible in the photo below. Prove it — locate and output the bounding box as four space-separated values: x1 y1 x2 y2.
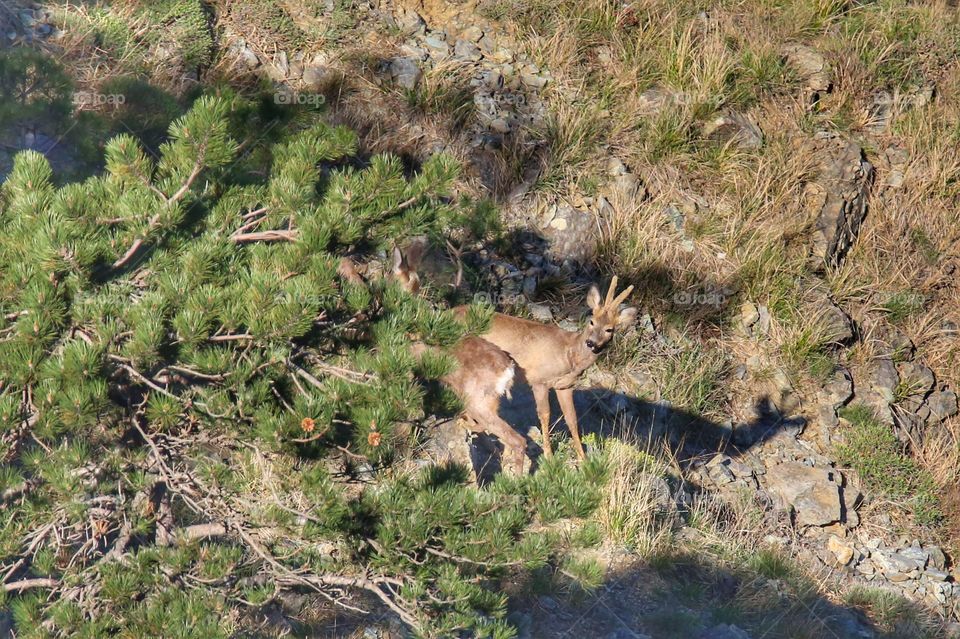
836 405 941 525
656 343 728 418
879 290 926 324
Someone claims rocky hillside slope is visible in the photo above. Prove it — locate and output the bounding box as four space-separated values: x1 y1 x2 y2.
2 0 960 637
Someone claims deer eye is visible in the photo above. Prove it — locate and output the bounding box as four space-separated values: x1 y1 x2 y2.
605 328 614 333
589 320 594 326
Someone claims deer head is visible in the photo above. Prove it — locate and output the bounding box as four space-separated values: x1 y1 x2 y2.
390 237 428 294
582 276 637 354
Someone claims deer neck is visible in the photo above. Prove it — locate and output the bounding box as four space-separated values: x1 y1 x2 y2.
564 328 599 374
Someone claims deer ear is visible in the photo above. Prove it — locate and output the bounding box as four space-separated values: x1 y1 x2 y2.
404 236 428 270
586 285 602 309
391 246 405 272
617 306 638 329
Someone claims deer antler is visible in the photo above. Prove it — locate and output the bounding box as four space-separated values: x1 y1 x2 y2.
611 284 634 308
603 276 633 310
605 275 619 307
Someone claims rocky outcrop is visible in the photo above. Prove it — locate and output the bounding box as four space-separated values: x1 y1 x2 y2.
702 111 763 149
782 44 830 96
804 135 874 267
765 462 857 528
539 205 598 267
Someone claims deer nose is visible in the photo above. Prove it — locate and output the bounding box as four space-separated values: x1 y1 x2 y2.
585 339 596 349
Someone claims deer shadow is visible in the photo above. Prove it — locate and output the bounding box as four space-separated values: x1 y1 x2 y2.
461 381 803 486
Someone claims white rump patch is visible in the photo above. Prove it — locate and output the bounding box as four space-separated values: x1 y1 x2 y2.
495 364 515 400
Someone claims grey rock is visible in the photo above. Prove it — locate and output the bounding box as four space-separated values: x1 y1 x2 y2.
806 137 873 267
397 8 426 35
765 462 844 527
235 42 260 69
908 85 935 109
664 204 685 231
740 302 760 330
274 51 289 77
400 42 428 60
782 44 830 93
460 26 484 42
876 325 915 360
520 71 548 88
925 568 949 581
898 546 929 569
897 361 935 397
818 299 853 343
755 305 771 335
522 275 537 297
303 65 336 91
703 111 763 148
927 545 947 570
538 595 559 611
867 91 894 133
491 48 514 63
699 624 752 639
478 35 496 54
821 368 854 409
527 303 553 323
851 387 894 425
611 171 644 203
927 389 958 422
874 551 922 575
816 404 839 430
636 85 682 114
424 33 450 56
489 117 511 134
541 205 597 265
454 39 482 62
608 157 629 176
867 358 899 399
389 57 422 90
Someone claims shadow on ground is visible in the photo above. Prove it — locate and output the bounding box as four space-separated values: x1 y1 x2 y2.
458 379 801 487
504 552 933 639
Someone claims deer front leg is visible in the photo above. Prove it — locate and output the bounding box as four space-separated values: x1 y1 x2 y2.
531 383 553 457
556 387 586 460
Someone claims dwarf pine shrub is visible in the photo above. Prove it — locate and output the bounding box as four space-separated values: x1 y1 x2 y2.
0 94 605 637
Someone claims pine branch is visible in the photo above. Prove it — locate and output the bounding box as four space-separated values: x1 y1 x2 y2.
167 146 206 205
180 522 228 540
208 333 254 342
111 212 162 270
3 577 58 593
112 141 209 270
1 477 41 504
230 230 297 243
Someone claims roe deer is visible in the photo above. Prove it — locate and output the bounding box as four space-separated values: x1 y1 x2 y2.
456 277 637 460
339 240 529 472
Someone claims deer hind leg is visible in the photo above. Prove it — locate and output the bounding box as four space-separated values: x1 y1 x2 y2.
556 387 586 460
463 398 527 474
531 383 554 457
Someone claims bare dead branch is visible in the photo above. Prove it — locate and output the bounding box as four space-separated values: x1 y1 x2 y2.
3 577 57 593
230 230 298 243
